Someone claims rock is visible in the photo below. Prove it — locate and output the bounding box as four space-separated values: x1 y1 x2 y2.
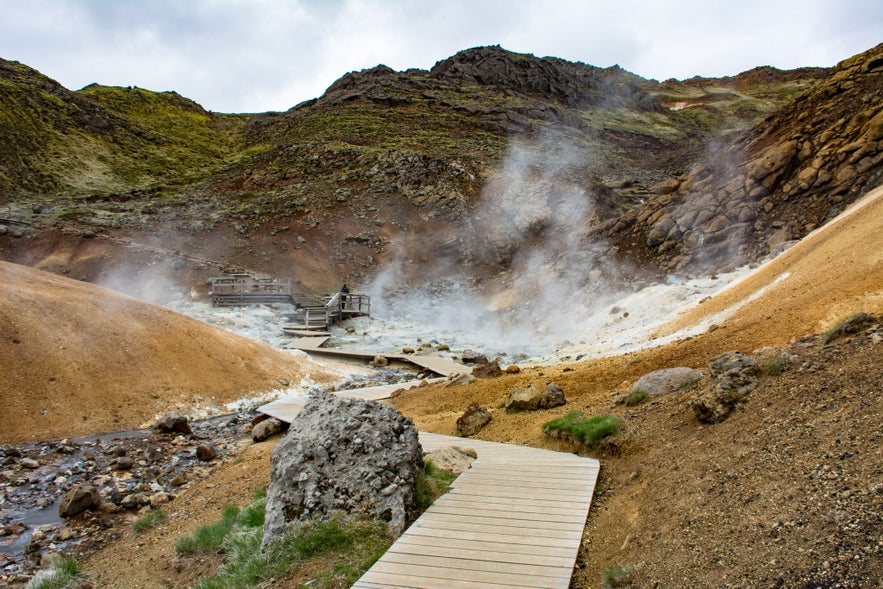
631 367 703 396
252 417 285 442
59 483 100 517
19 457 39 469
195 442 217 461
505 365 521 374
370 354 389 367
455 404 492 437
263 392 422 545
425 446 477 474
444 373 476 387
154 412 192 435
81 229 96 238
169 473 187 487
120 493 148 509
113 456 135 471
540 383 567 409
691 351 760 423
472 359 503 379
507 386 543 411
461 349 489 365
149 492 170 508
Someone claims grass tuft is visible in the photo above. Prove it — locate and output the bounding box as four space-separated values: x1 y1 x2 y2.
133 508 167 534
542 411 621 447
761 356 787 376
624 389 648 406
25 556 82 589
415 459 458 510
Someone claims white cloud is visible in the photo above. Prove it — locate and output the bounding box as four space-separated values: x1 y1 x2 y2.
1 0 880 112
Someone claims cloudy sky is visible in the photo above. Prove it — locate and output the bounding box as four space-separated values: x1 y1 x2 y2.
2 0 880 113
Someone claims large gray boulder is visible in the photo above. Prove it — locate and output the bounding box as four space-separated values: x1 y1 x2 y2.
262 392 422 546
631 367 703 396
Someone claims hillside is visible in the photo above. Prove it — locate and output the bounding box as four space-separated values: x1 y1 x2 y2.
0 260 334 443
0 46 835 295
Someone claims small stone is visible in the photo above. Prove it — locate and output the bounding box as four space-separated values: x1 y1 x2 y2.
196 442 218 462
154 412 192 435
20 457 39 469
59 483 101 517
253 417 285 442
114 456 136 471
455 404 492 437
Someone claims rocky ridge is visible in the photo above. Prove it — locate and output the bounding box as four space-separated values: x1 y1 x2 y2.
606 43 883 276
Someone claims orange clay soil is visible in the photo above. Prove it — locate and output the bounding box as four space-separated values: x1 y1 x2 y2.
0 261 336 444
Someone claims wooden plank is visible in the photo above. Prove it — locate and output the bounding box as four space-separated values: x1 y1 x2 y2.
255 396 305 423
412 511 585 533
432 494 589 517
388 540 574 568
446 482 592 503
355 570 535 589
282 328 332 337
367 560 569 588
285 336 331 349
400 524 580 550
403 354 471 377
426 504 584 524
393 533 572 559
450 473 591 491
380 552 572 579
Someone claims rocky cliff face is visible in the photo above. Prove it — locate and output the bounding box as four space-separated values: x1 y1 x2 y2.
605 43 883 276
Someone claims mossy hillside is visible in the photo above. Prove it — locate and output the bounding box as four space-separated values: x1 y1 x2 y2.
0 58 251 201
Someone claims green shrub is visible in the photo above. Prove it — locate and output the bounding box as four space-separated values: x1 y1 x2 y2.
624 389 648 406
542 412 621 447
133 508 167 534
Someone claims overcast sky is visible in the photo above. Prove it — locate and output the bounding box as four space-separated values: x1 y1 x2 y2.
1 0 880 113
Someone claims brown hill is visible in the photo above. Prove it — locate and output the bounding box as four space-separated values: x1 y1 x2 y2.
0 261 332 443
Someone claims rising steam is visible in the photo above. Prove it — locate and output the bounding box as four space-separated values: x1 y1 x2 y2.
366 133 634 357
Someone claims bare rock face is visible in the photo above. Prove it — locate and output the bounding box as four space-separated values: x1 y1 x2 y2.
631 367 703 396
691 351 760 423
262 392 422 546
59 483 100 518
455 403 492 436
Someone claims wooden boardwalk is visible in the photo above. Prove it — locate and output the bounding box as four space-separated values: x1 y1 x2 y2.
353 433 599 589
286 337 470 378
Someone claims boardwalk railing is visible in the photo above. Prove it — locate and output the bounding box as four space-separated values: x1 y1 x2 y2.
210 274 293 306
